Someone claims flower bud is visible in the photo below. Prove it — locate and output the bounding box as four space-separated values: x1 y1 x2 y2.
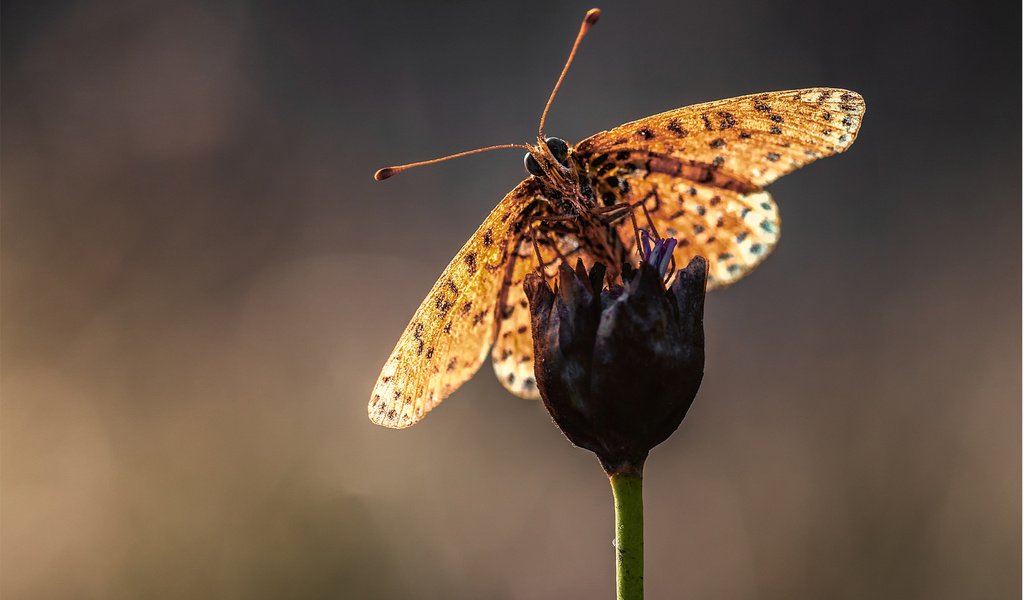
525 251 707 475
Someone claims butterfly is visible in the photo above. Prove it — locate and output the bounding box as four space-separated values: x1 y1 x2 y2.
369 8 865 428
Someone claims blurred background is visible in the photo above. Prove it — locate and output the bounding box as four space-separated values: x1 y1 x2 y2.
2 0 1019 598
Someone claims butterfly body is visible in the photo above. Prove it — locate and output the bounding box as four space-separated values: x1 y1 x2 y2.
369 11 865 428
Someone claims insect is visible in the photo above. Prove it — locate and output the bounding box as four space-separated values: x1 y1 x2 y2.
369 8 865 428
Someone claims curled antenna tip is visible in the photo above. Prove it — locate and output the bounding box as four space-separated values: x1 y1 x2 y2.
374 167 398 181
584 8 601 28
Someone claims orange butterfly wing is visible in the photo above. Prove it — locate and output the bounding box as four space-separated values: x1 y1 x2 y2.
491 230 598 399
369 180 540 428
577 88 865 187
622 176 780 287
576 88 865 288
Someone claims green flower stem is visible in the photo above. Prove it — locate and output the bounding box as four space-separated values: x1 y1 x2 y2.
610 470 644 600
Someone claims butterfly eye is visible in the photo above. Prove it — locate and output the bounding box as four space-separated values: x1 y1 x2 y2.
524 153 545 177
544 137 570 166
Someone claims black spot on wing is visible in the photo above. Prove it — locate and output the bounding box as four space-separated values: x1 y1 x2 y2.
434 296 452 315
667 119 688 137
716 111 737 129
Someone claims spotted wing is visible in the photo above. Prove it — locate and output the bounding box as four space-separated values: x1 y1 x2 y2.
491 230 595 399
578 88 863 287
370 180 540 428
576 88 865 189
619 173 780 288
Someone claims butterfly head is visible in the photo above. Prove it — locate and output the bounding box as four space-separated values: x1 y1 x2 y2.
524 137 569 177
524 136 594 213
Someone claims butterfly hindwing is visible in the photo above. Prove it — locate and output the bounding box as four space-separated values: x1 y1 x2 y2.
617 173 780 288
491 229 593 399
370 180 539 428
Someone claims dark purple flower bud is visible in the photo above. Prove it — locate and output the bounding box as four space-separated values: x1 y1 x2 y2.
524 254 708 475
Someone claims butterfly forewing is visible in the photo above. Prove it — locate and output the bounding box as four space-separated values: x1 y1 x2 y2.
370 180 539 428
577 88 865 188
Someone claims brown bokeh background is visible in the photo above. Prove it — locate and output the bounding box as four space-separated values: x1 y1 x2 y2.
3 1 1020 598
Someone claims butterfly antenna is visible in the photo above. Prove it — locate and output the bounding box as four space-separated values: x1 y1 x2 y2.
538 8 601 138
374 143 531 181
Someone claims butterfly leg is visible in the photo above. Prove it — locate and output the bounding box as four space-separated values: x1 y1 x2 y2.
526 222 548 276
592 203 632 223
590 198 650 260
543 231 569 265
528 219 570 279
639 196 663 239
535 214 577 223
627 207 647 261
593 194 655 229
